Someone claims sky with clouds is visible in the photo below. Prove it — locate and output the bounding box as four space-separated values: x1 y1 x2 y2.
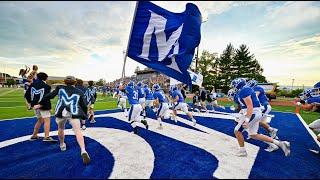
0 1 319 86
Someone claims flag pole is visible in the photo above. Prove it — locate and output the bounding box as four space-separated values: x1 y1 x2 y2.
121 1 139 84
195 46 199 73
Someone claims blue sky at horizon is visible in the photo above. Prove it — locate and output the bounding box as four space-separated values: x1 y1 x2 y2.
0 1 319 86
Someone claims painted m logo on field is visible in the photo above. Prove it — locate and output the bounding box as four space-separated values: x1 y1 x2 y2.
139 10 183 62
31 87 44 103
56 89 80 115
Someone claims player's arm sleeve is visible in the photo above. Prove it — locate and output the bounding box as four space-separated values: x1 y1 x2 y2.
45 86 59 99
25 84 32 103
80 93 88 117
174 94 179 102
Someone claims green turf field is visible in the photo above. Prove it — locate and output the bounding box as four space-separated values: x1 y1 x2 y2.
0 88 119 120
0 88 318 125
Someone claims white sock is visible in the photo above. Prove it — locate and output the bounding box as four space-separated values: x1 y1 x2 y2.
81 148 86 154
158 118 162 126
268 127 274 132
272 139 280 146
239 147 246 151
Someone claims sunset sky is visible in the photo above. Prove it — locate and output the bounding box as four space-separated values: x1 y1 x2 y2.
0 1 319 86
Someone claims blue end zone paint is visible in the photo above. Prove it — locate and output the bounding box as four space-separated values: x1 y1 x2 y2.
0 136 114 179
0 109 319 178
136 128 217 179
179 111 320 178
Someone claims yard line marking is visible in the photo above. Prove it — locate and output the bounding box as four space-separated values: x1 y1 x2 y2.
0 106 26 109
0 101 24 102
0 108 118 121
0 89 18 96
296 113 320 148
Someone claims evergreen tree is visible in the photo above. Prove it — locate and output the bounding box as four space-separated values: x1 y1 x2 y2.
216 43 236 93
233 44 266 83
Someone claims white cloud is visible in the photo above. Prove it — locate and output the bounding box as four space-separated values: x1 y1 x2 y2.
254 34 320 86
151 1 261 18
263 1 320 29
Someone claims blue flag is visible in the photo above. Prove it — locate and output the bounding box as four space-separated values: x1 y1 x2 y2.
128 1 202 87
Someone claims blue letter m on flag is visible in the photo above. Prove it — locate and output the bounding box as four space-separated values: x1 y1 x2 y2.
128 1 202 87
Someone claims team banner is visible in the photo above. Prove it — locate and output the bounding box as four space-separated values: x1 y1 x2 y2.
170 70 203 87
128 1 202 87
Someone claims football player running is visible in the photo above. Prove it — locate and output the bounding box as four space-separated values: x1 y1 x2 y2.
246 80 279 140
120 81 148 134
117 86 128 117
171 85 197 126
136 81 147 119
152 84 172 129
296 86 320 146
231 78 290 157
144 83 155 117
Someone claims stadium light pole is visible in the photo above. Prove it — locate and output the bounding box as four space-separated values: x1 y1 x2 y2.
195 15 208 73
291 78 295 91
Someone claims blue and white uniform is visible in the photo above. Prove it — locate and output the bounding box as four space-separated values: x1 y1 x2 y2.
125 85 143 126
254 86 272 118
136 85 146 106
118 90 128 111
22 75 30 94
114 88 120 106
237 86 262 135
85 86 97 108
307 96 320 136
168 87 175 108
172 89 189 113
153 90 170 119
144 86 154 108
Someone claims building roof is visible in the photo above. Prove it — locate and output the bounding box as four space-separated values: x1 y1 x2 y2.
135 68 157 75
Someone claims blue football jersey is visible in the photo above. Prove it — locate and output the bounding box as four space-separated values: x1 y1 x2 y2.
238 86 261 109
137 87 145 99
233 93 240 105
144 87 154 100
115 89 120 95
172 90 184 103
125 86 139 105
153 90 167 103
169 89 174 98
254 86 269 106
306 97 320 104
119 90 127 98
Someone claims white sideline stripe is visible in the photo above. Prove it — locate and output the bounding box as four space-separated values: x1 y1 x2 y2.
296 113 320 148
0 128 155 179
97 112 260 179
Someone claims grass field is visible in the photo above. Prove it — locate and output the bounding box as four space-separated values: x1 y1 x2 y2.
0 88 318 125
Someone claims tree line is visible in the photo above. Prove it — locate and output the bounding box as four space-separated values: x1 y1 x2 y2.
194 43 267 93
